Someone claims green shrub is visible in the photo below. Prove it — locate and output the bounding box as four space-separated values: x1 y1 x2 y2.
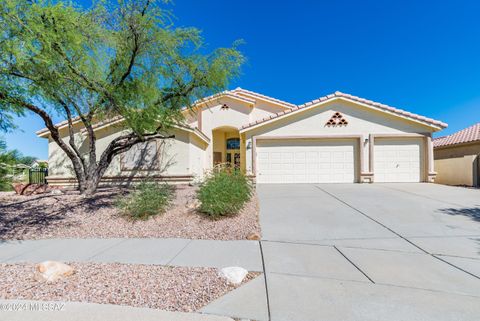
116 181 175 220
197 167 253 218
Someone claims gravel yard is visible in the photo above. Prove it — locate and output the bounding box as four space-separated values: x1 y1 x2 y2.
0 185 260 240
0 262 259 312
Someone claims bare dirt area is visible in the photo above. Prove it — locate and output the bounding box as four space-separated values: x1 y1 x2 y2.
0 185 260 240
0 262 259 312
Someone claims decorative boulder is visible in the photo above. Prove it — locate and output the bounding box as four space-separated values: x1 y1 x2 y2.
12 183 28 195
34 261 74 283
219 266 248 285
12 183 50 195
246 232 261 241
50 189 64 195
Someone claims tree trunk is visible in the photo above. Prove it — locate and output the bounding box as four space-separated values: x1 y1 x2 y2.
83 177 100 196
77 175 88 193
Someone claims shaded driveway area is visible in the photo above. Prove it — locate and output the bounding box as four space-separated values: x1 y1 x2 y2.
204 183 480 321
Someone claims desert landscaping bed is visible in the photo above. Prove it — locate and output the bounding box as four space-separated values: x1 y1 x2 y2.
0 185 260 240
0 262 259 312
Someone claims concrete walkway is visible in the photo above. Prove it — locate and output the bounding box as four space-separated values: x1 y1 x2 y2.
0 238 263 271
0 300 234 321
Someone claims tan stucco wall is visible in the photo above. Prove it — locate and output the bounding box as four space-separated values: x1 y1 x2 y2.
198 97 284 169
434 143 480 159
212 130 226 158
47 125 205 180
243 100 434 176
189 134 208 179
434 142 480 186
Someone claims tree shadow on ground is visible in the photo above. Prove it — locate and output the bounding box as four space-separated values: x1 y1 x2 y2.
0 188 128 240
438 206 480 223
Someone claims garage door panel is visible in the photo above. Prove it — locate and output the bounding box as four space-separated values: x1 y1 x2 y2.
256 140 356 184
374 139 422 183
270 163 282 171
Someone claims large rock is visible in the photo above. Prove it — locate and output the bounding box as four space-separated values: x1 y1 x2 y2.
12 183 50 195
246 232 261 241
219 266 248 285
34 261 74 283
12 183 27 195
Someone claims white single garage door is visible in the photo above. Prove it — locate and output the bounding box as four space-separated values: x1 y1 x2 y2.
374 138 422 182
256 140 356 184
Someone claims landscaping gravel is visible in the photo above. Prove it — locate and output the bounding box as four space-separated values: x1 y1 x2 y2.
0 185 260 240
0 262 259 312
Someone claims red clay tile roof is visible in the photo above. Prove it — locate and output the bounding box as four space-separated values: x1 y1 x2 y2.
232 88 296 108
433 123 480 148
240 91 447 131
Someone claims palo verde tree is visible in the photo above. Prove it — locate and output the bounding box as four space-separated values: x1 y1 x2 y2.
0 0 243 195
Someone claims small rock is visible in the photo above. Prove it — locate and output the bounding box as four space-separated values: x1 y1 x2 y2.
219 266 248 285
50 189 63 195
186 198 200 210
34 261 74 283
246 232 261 241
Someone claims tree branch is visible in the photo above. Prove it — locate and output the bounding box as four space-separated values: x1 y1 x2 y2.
96 130 173 176
0 92 87 186
56 96 87 173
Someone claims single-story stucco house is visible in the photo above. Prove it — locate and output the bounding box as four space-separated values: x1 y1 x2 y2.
36 88 447 186
433 123 480 187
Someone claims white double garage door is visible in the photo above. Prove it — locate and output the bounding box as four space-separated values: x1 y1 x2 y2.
256 138 422 184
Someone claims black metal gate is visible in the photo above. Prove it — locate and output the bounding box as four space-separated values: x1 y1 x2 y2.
29 168 48 184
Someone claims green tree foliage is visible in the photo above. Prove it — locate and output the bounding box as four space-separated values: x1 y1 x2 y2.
0 0 244 195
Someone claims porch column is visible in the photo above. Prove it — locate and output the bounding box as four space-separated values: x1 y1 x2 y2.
425 134 436 182
360 134 374 183
240 133 246 173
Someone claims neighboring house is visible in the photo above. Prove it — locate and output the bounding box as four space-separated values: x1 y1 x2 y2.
31 160 48 168
36 88 447 186
433 123 480 187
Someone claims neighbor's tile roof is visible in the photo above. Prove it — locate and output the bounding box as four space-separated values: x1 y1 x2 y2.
240 91 447 131
433 123 480 148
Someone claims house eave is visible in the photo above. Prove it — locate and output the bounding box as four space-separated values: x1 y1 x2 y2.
36 117 210 144
239 96 447 134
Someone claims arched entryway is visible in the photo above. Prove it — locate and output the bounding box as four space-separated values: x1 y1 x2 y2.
212 126 241 169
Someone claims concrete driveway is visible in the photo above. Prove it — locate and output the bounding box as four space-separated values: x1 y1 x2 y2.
204 183 480 321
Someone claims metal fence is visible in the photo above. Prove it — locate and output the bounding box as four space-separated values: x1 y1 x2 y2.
29 168 48 184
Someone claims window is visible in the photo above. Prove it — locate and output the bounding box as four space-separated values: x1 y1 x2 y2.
226 138 240 150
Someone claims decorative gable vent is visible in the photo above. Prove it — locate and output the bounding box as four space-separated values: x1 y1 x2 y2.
325 112 348 127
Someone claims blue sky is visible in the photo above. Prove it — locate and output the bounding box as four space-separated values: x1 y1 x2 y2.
4 0 480 159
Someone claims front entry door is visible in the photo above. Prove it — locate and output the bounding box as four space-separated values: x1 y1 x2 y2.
226 137 241 169
226 150 240 169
